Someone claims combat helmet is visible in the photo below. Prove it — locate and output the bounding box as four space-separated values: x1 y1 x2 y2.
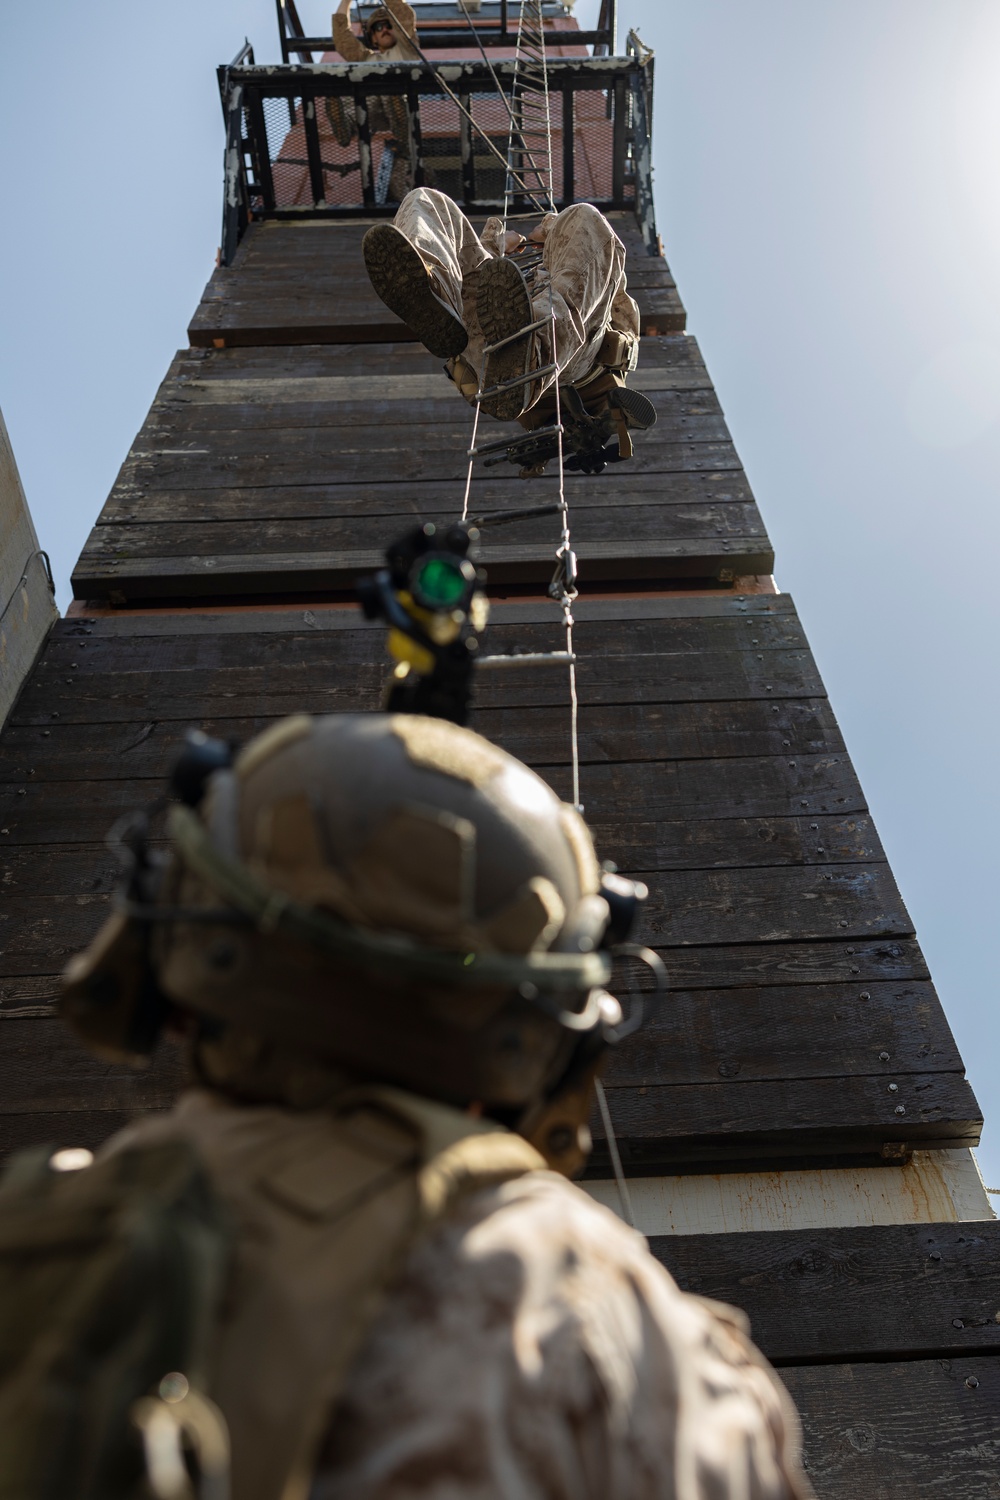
61 714 653 1173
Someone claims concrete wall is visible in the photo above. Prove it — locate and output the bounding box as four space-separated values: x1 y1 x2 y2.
0 408 57 726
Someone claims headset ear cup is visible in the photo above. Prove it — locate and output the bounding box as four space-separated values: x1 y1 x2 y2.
60 910 168 1064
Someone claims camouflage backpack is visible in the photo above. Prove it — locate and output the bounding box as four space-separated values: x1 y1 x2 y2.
0 1141 230 1500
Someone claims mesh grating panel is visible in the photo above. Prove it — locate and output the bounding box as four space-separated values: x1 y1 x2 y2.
240 68 640 215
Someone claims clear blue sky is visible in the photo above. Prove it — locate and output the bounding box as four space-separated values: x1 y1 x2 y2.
1 1 998 1189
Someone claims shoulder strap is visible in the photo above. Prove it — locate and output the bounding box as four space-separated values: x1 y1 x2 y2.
0 1139 229 1500
366 1086 545 1218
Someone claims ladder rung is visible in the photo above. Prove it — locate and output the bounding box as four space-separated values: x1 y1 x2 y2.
482 315 549 355
477 652 576 669
476 362 557 401
469 423 562 457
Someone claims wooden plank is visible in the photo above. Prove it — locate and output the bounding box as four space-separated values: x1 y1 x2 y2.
0 700 844 781
0 753 864 843
0 859 906 974
34 609 810 671
71 543 776 601
588 814 885 873
0 1019 183 1112
228 217 671 271
15 622 809 687
651 1222 1000 1365
783 1357 1000 1499
643 862 910 947
0 818 883 920
590 1073 982 1171
98 437 745 494
78 502 764 557
167 330 709 382
0 1005 976 1170
97 473 758 525
55 593 796 636
0 837 949 1083
0 883 952 1087
188 285 684 345
0 1110 165 1159
37 606 803 654
133 388 726 436
192 265 677 299
9 650 824 720
605 979 962 1086
651 936 930 992
188 216 686 345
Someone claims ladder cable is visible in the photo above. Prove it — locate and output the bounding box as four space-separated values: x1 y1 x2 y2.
404 33 549 213
454 0 555 195
458 0 583 825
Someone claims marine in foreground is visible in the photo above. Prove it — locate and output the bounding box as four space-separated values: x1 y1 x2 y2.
0 714 812 1500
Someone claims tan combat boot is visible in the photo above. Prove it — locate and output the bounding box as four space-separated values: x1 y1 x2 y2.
476 255 539 421
362 224 469 359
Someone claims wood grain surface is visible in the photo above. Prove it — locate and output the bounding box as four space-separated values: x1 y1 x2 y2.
0 595 980 1169
652 1221 1000 1364
74 276 769 600
784 1357 1000 1498
187 215 686 346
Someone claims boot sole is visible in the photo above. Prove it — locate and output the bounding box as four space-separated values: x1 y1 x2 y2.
609 386 657 430
362 224 468 359
477 257 536 420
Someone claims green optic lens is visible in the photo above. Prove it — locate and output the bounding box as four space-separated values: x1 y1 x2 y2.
415 556 467 608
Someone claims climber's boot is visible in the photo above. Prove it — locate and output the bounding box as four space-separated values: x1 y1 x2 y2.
476 256 539 421
362 224 468 359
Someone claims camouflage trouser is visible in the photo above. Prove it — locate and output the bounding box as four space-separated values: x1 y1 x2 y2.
392 187 640 402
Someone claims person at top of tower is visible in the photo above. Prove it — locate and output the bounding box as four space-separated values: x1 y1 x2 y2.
363 187 655 458
328 1 421 203
3 712 813 1500
332 0 419 61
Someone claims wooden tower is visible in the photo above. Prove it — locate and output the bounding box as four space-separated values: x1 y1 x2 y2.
1 4 997 1491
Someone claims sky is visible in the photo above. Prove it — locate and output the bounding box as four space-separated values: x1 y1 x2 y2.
1 0 998 1189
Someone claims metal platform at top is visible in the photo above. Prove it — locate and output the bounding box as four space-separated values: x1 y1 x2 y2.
217 26 655 264
275 0 619 61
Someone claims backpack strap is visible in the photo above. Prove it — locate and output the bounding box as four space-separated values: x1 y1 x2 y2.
106 1089 542 1500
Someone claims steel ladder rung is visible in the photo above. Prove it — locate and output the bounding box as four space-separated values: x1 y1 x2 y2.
482 315 550 355
477 652 577 669
469 422 563 457
476 362 557 401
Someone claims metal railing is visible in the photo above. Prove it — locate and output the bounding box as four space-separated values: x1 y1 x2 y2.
217 46 656 264
275 0 619 63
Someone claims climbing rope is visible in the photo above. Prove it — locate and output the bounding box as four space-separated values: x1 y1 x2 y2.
447 4 633 1222
455 2 580 813
501 3 580 818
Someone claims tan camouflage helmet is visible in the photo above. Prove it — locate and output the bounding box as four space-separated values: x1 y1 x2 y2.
63 715 620 1136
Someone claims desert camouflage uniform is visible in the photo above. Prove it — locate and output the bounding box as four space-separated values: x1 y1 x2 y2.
314 1169 811 1500
106 1088 813 1500
391 186 641 408
329 1 419 201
